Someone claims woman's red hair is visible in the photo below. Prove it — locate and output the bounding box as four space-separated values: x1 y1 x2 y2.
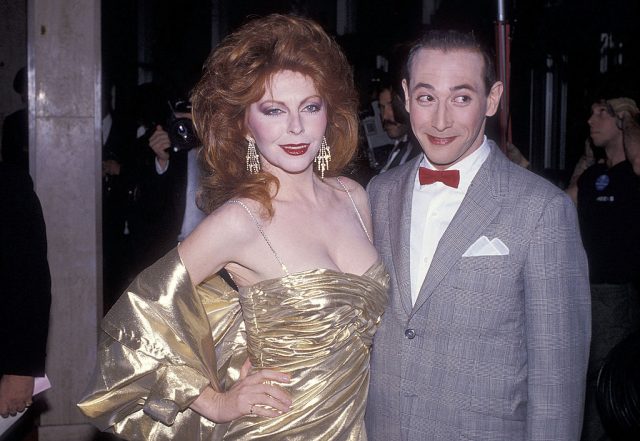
191 14 359 217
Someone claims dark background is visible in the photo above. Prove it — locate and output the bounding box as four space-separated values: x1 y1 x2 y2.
102 0 640 184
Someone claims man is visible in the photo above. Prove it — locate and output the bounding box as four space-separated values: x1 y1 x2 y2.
0 163 51 418
575 97 640 441
378 85 421 173
1 68 28 171
366 30 591 440
128 103 205 276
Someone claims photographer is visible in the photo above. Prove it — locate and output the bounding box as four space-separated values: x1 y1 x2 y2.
127 96 206 279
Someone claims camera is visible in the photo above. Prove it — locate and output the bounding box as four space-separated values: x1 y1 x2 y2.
167 100 200 152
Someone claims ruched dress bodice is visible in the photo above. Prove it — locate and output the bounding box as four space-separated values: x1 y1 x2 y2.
222 262 389 440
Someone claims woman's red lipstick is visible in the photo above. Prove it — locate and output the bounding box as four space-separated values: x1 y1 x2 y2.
279 143 309 155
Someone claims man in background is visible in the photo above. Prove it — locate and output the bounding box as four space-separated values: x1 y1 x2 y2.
576 96 640 441
377 83 421 173
0 163 51 420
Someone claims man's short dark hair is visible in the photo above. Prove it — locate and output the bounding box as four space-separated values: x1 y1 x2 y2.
403 30 497 95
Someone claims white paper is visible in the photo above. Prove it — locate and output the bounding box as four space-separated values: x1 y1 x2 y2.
0 375 51 436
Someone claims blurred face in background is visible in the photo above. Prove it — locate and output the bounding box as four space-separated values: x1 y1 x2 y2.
588 102 622 148
379 88 408 139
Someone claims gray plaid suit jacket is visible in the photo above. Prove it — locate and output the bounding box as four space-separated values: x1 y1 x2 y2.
365 142 591 441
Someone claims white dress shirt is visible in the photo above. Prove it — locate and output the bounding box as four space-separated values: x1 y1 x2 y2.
409 137 490 304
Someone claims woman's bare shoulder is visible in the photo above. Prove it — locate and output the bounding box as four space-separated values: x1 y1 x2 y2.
178 198 265 284
332 176 370 207
199 198 266 235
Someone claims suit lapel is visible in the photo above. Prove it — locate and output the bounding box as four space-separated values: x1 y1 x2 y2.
388 157 421 316
411 146 505 315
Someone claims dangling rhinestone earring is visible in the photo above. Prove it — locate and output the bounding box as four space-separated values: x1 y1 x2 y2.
246 138 260 174
315 136 331 179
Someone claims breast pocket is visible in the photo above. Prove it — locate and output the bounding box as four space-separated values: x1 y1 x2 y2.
451 255 523 310
458 254 511 272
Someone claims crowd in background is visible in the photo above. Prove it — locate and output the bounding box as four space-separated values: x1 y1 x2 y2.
1 20 639 440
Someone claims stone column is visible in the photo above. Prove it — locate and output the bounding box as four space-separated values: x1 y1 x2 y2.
28 0 102 439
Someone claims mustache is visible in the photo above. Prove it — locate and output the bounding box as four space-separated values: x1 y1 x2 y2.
382 119 401 127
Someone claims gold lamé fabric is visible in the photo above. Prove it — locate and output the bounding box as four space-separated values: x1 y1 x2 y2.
225 261 388 440
78 248 388 440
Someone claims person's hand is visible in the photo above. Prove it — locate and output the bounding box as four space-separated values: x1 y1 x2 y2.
102 159 121 177
149 125 171 168
190 358 292 422
0 375 35 418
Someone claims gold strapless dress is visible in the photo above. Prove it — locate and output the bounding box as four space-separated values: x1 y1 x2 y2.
78 248 388 441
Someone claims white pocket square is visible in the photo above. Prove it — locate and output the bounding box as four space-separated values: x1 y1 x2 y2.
462 236 510 257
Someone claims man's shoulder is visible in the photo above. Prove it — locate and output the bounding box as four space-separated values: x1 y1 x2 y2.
0 162 34 201
369 157 417 190
488 146 566 202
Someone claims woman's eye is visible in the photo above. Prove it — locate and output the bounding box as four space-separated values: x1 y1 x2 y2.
264 108 284 116
303 103 321 113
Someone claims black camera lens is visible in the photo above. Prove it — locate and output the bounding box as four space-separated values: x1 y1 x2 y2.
168 117 200 152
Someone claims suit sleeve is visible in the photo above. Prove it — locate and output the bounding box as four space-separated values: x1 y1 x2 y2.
523 192 591 440
0 168 51 376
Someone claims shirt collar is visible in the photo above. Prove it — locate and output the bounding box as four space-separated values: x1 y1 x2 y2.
418 136 490 192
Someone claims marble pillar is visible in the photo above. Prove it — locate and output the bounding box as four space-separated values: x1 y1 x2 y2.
28 0 102 439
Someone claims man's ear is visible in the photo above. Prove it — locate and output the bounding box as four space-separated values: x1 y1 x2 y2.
402 79 411 113
485 81 504 117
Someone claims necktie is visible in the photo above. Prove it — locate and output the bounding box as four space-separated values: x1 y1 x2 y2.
418 167 460 188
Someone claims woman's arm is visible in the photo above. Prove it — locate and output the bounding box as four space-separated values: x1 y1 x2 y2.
178 203 293 422
190 359 291 422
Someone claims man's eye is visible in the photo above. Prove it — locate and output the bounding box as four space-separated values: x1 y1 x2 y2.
417 94 434 103
453 96 471 104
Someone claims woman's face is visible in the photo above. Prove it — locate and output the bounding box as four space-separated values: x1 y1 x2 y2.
245 70 327 176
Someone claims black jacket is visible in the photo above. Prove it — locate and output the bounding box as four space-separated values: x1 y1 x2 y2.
0 163 51 376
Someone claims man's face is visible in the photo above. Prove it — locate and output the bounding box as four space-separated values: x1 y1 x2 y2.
588 103 621 148
378 88 407 139
402 48 502 170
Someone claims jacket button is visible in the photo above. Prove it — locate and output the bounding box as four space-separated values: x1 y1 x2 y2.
405 328 416 339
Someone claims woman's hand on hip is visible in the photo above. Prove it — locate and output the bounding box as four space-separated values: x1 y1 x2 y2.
190 358 292 423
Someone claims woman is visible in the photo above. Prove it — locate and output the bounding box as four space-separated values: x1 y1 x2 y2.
79 14 388 440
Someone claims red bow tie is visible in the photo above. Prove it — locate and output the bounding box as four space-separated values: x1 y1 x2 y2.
418 167 460 188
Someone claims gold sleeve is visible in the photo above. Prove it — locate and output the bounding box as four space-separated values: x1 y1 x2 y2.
78 248 246 440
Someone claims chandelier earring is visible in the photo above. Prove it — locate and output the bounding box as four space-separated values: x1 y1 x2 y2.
246 138 261 174
315 136 331 179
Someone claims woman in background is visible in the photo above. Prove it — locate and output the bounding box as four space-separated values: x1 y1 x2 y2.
79 14 388 440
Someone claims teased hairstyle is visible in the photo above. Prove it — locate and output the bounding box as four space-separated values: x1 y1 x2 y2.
403 30 496 95
605 97 640 119
191 14 359 217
